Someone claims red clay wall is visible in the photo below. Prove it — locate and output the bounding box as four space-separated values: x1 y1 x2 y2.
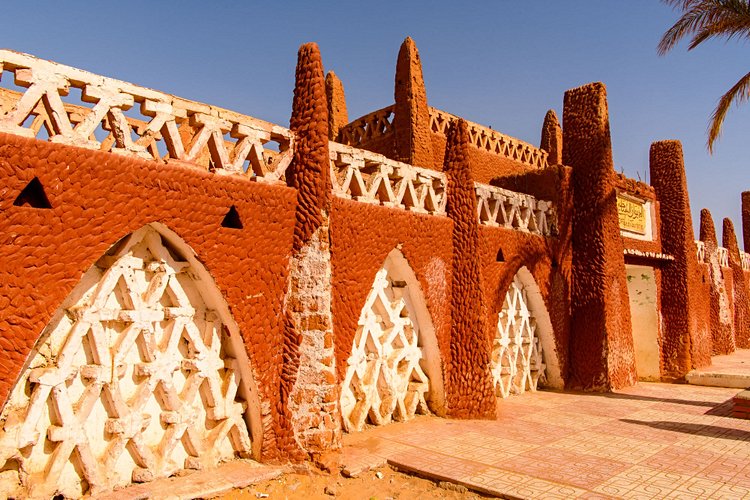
0 133 300 461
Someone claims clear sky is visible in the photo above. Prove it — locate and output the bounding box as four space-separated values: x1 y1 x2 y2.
3 1 748 242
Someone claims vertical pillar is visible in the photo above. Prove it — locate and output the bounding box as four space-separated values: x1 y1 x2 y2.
742 191 750 252
393 37 434 168
700 209 735 354
563 82 636 390
723 219 750 347
443 118 496 418
540 109 563 166
650 140 709 373
325 71 348 140
284 43 340 458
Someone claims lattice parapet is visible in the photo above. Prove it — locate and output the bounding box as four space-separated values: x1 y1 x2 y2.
330 141 448 215
0 49 293 182
0 227 255 498
491 273 546 399
718 246 730 268
475 183 553 236
340 268 430 432
696 240 706 263
337 105 394 146
743 252 750 271
429 107 549 169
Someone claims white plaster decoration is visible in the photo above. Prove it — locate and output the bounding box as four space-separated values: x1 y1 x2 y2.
623 248 675 262
743 252 750 271
475 183 553 236
340 251 443 432
696 240 706 263
329 141 448 215
718 246 730 268
0 225 258 499
337 105 394 146
428 107 549 169
0 50 293 182
492 268 561 399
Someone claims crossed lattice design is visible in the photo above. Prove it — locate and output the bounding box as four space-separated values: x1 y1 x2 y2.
696 240 733 268
429 107 549 169
491 273 546 399
0 227 253 498
340 268 430 432
0 49 293 181
330 142 448 215
337 105 395 146
475 183 553 236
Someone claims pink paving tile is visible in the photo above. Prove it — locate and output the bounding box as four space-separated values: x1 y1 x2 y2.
641 444 721 475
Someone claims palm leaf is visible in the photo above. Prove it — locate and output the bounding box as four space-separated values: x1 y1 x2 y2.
708 70 750 152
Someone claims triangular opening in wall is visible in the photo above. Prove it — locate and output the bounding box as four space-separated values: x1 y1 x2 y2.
221 205 243 229
13 177 52 209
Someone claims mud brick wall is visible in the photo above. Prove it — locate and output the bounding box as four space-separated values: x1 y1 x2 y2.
0 132 300 460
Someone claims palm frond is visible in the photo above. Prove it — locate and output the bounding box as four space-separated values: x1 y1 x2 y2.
658 0 750 55
708 70 750 152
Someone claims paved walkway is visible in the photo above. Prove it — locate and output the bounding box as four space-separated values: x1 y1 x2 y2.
688 349 750 388
341 383 750 499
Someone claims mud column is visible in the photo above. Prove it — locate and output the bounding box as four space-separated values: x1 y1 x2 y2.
283 43 341 457
393 37 434 168
650 141 710 374
742 192 750 253
700 209 735 355
563 82 636 390
723 219 750 348
443 119 496 418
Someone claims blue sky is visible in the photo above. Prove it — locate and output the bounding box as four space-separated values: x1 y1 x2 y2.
4 1 749 241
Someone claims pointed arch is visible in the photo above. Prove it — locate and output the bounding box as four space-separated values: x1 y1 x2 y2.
0 223 262 498
339 248 444 432
492 266 562 399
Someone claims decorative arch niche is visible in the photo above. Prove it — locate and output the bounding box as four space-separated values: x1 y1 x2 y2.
339 249 444 432
491 266 562 399
0 223 263 498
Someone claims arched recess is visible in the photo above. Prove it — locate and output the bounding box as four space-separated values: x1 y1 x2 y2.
491 266 563 399
340 249 444 432
0 223 263 499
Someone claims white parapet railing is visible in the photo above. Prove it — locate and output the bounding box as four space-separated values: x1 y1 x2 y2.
696 240 706 263
475 183 553 236
718 246 730 268
429 107 549 170
695 240 731 268
337 105 394 146
329 142 448 215
0 49 293 182
743 252 750 271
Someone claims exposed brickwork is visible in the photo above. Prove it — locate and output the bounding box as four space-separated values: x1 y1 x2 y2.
326 71 348 141
700 209 735 355
285 43 340 456
650 140 710 372
563 82 636 390
443 119 495 418
540 110 563 166
723 218 750 348
394 37 433 169
0 133 298 461
732 390 750 419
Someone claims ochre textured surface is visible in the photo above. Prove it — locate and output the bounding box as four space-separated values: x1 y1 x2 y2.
650 140 710 373
393 37 434 169
742 191 750 253
700 209 735 355
563 82 636 390
0 132 298 461
540 109 563 166
326 71 348 141
723 218 750 348
443 119 495 418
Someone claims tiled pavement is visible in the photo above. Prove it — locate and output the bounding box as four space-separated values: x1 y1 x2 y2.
341 383 750 499
687 349 750 388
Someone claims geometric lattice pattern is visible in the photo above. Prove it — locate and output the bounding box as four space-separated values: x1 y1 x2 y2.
340 268 430 432
337 105 394 146
475 183 553 236
0 227 253 498
491 273 546 399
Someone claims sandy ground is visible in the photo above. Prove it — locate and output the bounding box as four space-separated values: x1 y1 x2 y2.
218 464 486 500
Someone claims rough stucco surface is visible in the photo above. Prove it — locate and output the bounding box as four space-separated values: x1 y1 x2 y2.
0 132 298 460
742 191 750 253
443 120 495 418
329 198 452 415
700 209 735 355
393 37 433 169
563 82 636 390
724 218 750 348
650 140 710 372
540 109 563 166
325 71 348 141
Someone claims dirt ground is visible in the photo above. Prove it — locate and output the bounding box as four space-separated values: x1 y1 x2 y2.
218 464 486 500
